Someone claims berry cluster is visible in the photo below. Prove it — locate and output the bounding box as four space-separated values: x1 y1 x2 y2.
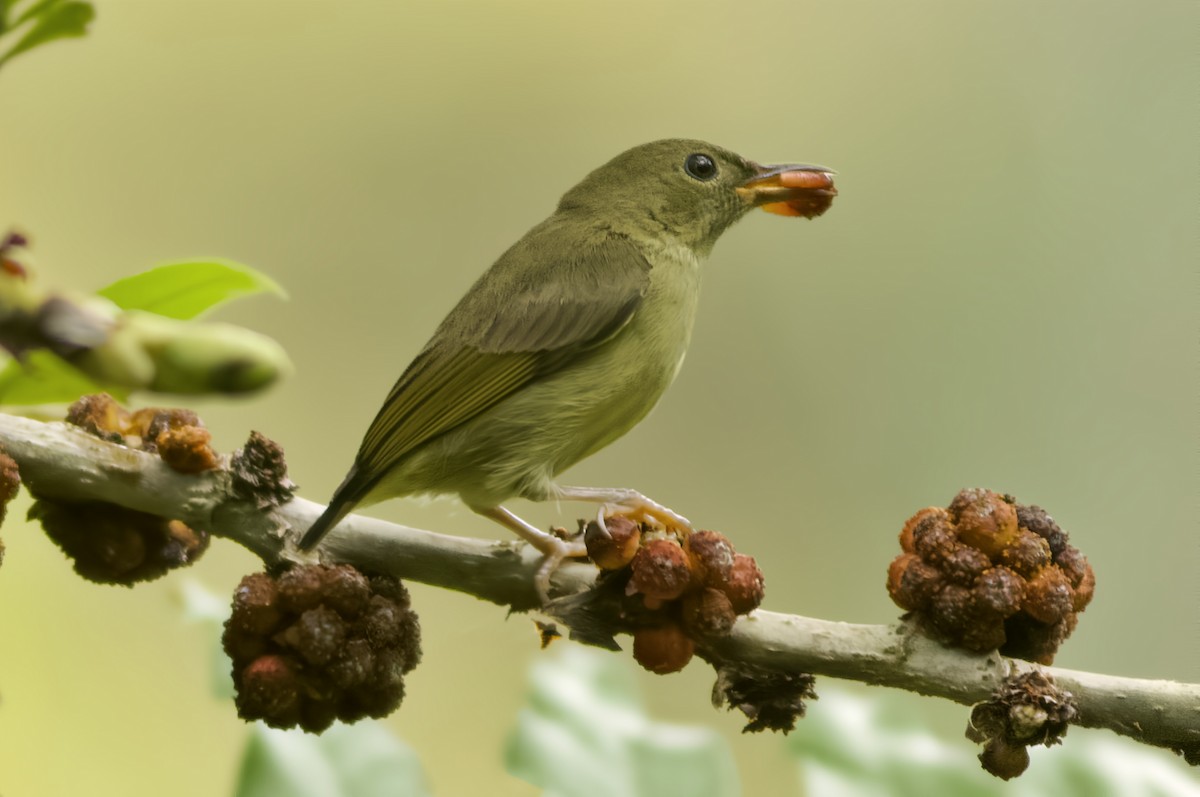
887 488 1095 663
66 393 219 473
28 394 221 583
32 500 209 584
222 564 421 733
584 517 764 674
967 670 1077 780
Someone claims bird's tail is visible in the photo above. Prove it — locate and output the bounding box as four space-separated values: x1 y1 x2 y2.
298 465 373 551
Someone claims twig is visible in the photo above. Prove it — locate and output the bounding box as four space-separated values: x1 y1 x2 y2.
0 411 1196 760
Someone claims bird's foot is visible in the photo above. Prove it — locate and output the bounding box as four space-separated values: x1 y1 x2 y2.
529 534 588 604
610 496 692 534
555 486 692 536
474 505 587 604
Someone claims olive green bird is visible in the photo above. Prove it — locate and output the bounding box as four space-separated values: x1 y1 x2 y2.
299 138 836 600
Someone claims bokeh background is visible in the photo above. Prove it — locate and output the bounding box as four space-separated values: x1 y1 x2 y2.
1 1 1196 795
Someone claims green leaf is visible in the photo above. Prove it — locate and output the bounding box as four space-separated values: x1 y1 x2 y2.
506 645 741 797
788 687 1200 797
97 259 286 320
12 0 65 27
0 0 17 32
0 349 119 405
1032 734 1200 797
0 259 286 405
0 0 92 67
236 723 431 797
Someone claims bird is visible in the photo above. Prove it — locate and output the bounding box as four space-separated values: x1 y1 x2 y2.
299 138 837 601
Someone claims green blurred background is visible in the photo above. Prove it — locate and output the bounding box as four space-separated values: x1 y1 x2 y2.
1 1 1196 794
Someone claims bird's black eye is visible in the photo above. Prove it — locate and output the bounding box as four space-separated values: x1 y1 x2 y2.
684 153 718 181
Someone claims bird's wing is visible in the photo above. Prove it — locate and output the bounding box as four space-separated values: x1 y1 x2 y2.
353 230 653 487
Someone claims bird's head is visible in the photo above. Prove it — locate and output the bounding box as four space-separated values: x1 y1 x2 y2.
557 138 836 254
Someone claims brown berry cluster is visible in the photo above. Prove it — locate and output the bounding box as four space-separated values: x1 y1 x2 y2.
966 670 1077 780
31 500 209 584
29 393 219 583
584 517 764 675
887 488 1095 663
67 393 219 473
222 564 421 733
0 448 20 567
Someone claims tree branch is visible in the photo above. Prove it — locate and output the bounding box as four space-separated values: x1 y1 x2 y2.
0 411 1196 761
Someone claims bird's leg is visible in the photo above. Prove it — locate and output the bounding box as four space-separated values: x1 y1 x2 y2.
552 485 693 534
474 505 587 603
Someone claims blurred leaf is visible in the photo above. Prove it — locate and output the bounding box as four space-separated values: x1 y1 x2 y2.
0 0 92 68
0 259 286 405
236 723 430 797
788 688 1200 797
175 579 235 701
97 258 286 320
0 348 115 405
506 645 741 797
791 689 992 797
11 0 61 26
1030 734 1200 797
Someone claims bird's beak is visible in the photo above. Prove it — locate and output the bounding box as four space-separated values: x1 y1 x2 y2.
736 163 837 219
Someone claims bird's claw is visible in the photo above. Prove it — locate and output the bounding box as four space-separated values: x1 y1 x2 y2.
601 499 692 536
594 505 613 538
